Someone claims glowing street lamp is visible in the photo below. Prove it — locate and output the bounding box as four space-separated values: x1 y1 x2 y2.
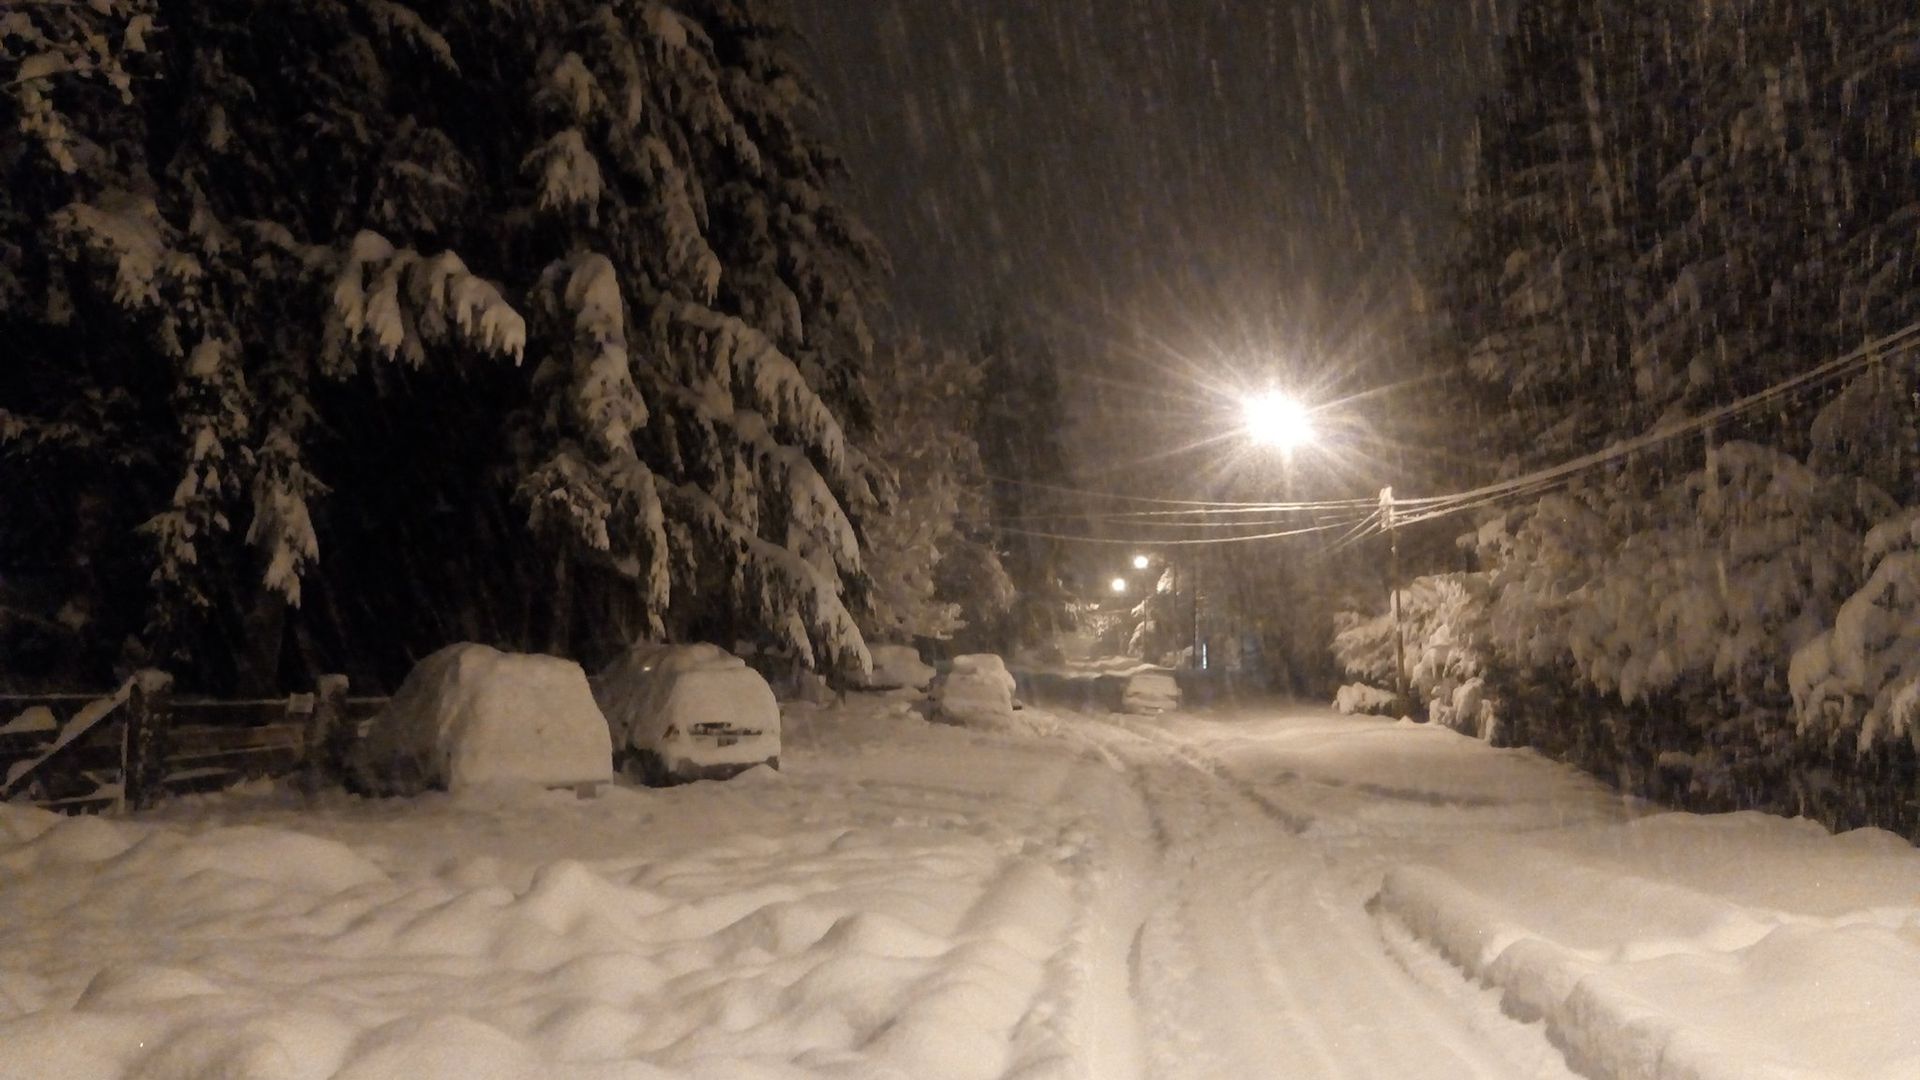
1241 390 1315 452
1109 577 1130 595
1131 553 1151 570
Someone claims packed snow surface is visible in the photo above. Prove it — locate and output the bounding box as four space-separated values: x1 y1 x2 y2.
356 643 612 793
4 701 1919 1079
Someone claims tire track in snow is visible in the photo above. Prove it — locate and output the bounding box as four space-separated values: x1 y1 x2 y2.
1065 711 1572 1080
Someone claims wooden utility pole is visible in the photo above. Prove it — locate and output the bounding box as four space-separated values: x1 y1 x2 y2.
1381 487 1409 716
1189 554 1202 669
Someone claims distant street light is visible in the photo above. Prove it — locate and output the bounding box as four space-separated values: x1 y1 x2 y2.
1241 390 1315 451
1132 553 1151 570
1110 577 1130 595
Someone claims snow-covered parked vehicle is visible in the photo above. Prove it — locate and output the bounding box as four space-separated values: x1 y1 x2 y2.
351 643 613 795
860 644 937 694
1334 683 1398 716
1121 667 1181 713
933 653 1019 728
593 643 781 785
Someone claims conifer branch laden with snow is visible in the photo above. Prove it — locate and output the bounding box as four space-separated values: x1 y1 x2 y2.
323 231 525 371
2 0 886 689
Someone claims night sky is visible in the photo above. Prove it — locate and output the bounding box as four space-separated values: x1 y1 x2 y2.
792 0 1511 409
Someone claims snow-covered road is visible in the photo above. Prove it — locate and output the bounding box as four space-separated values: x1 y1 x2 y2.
1058 710 1604 1080
3 700 1918 1079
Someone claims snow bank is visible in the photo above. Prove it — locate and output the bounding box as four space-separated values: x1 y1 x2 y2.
862 643 936 692
1375 812 1920 1079
593 642 780 784
355 643 612 794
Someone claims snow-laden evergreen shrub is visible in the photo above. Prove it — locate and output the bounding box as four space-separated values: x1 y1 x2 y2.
2 0 886 688
1122 568 1184 664
856 340 1008 645
1477 445 1888 718
1332 572 1494 732
1792 508 1920 753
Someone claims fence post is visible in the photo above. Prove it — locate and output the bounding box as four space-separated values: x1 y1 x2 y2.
300 674 352 793
124 669 174 811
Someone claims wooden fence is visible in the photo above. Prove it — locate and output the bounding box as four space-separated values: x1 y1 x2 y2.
0 672 387 814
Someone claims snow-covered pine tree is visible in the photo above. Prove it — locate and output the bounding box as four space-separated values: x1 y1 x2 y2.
856 338 999 645
1630 2 1851 452
477 0 880 674
1445 0 1658 467
964 321 1077 656
3 0 885 690
1826 9 1920 381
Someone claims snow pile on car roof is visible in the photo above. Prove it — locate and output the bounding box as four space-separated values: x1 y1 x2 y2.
354 643 611 794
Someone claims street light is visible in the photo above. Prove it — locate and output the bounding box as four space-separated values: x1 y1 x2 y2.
1131 553 1151 570
1238 391 1410 716
1110 577 1129 595
1241 390 1315 452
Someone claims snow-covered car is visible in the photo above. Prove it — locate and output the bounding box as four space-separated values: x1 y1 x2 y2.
933 653 1018 728
593 643 780 785
860 644 937 694
1121 668 1181 713
352 643 613 795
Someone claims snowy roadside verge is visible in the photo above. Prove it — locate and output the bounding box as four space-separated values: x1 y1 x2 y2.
1373 812 1920 1079
0 699 1105 1080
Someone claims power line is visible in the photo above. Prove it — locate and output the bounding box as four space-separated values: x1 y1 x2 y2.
976 320 1920 550
986 474 1378 511
1333 320 1920 537
988 512 1377 547
1393 321 1920 514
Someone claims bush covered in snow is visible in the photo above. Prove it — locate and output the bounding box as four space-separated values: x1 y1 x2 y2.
1447 445 1920 836
353 644 612 795
593 643 780 785
1333 572 1493 732
1791 509 1920 754
1469 446 1887 728
1522 447 1875 712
